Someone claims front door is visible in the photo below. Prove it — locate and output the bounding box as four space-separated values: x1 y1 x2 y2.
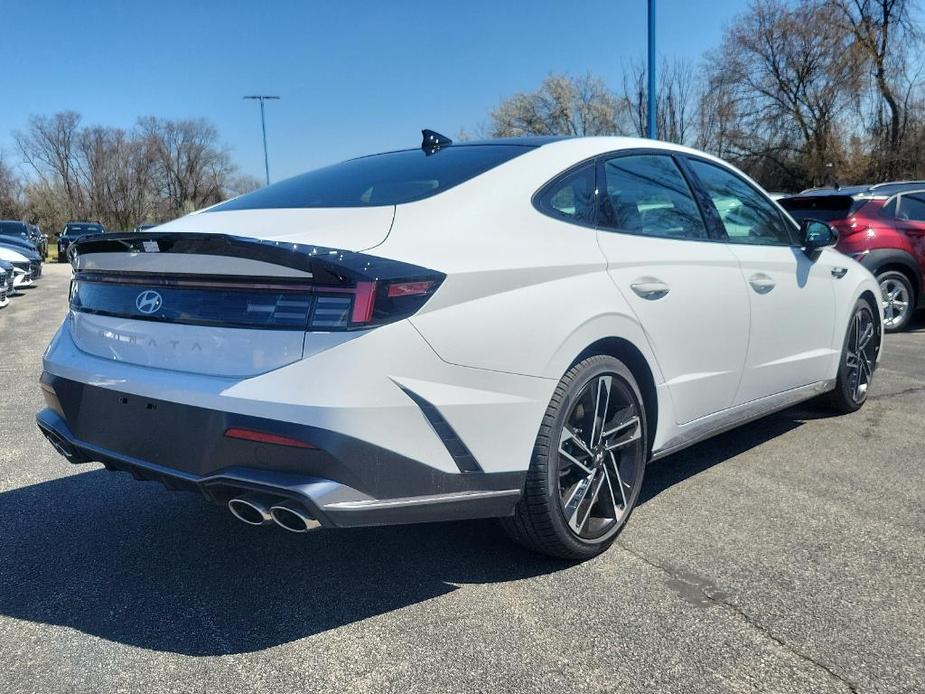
684 158 837 404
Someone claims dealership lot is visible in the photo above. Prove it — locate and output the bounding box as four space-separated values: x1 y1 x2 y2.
0 263 923 694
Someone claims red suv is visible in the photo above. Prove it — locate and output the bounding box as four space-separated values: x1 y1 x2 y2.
780 182 925 331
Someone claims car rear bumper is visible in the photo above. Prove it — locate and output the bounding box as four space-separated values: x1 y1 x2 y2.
36 374 526 528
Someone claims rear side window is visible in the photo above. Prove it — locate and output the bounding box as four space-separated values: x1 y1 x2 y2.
897 192 925 222
210 145 533 210
597 155 708 240
689 160 794 245
534 163 596 226
779 195 865 223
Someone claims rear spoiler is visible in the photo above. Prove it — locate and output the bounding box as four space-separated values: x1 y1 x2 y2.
70 232 438 285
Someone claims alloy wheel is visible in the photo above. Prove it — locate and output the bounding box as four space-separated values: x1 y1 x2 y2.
557 373 644 540
845 305 876 404
880 278 910 329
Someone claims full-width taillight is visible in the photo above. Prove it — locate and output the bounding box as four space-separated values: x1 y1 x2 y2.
68 232 446 332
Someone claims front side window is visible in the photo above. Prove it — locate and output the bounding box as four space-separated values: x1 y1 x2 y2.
897 192 925 222
597 154 708 240
688 160 794 245
534 163 596 226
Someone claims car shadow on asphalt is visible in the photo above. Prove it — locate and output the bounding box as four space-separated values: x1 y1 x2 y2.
0 465 568 656
902 312 925 332
0 405 824 657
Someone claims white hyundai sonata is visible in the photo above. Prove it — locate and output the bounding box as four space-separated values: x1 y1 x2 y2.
37 133 882 559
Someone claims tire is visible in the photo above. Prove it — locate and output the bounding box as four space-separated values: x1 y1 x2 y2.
878 270 915 332
825 299 879 414
502 355 647 560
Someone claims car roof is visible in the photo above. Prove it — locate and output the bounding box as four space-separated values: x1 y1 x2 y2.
795 181 925 199
363 135 720 162
449 135 571 147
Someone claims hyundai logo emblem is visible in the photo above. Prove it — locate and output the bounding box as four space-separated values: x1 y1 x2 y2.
135 290 163 315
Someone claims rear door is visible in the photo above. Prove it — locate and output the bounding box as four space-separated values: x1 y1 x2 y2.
592 152 749 425
893 191 925 277
684 158 837 404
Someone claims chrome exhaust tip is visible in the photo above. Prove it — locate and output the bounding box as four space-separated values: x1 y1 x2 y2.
269 499 321 533
228 493 276 526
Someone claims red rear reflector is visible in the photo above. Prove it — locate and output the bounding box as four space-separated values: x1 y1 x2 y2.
224 428 316 449
386 280 434 298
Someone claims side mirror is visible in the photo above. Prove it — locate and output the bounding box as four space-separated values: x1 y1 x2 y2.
800 219 838 252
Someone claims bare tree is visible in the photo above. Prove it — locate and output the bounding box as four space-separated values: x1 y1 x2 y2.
0 154 23 218
139 117 237 216
489 73 631 137
834 0 920 177
14 112 85 216
11 112 251 232
704 0 862 187
624 57 700 144
695 58 741 158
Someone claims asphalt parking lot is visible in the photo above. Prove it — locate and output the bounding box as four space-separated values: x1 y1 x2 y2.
0 263 923 694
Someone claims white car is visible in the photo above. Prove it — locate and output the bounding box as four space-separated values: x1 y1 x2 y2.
0 246 33 290
0 266 10 308
37 134 883 559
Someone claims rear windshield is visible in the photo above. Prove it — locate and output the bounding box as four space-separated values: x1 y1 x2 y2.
779 195 865 222
0 221 28 236
63 224 103 236
209 145 534 211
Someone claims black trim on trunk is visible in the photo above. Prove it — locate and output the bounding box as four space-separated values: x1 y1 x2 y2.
72 232 445 284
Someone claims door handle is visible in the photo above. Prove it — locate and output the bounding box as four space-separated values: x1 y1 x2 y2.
748 273 776 294
905 229 925 238
831 266 848 279
630 278 670 300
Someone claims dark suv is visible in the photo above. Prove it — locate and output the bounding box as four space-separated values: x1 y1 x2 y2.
58 221 105 262
780 182 925 331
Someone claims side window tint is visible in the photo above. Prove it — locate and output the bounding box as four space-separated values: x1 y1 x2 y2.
898 193 925 222
535 163 596 225
880 197 897 218
598 155 707 240
689 160 793 245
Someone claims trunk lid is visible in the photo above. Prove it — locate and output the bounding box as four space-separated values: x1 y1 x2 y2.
66 230 441 378
154 206 395 252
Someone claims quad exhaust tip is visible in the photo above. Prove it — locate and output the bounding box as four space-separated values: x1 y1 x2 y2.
228 493 321 532
269 499 321 533
228 493 274 526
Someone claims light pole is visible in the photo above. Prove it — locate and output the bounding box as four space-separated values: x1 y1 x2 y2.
244 95 280 185
647 0 656 139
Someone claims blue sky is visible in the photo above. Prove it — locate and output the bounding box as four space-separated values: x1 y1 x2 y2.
2 0 737 181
